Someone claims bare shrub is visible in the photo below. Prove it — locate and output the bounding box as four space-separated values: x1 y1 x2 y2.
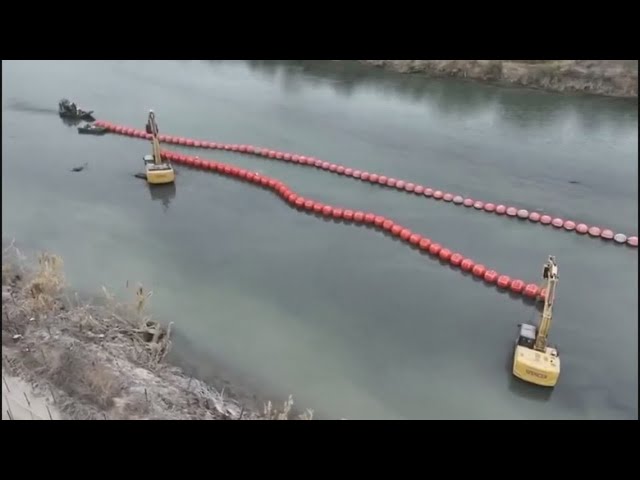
2 246 315 420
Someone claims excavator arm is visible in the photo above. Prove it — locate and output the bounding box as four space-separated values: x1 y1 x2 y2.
534 256 558 352
147 110 163 165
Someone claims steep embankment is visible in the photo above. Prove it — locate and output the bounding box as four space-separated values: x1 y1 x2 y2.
2 243 313 420
358 60 638 98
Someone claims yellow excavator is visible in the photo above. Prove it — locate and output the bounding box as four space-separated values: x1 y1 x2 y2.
512 256 560 387
142 110 175 185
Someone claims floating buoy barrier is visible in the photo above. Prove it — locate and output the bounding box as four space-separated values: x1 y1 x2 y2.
151 146 546 301
92 120 638 249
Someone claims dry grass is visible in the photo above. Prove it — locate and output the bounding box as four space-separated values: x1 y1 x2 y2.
2 241 314 420
358 60 638 97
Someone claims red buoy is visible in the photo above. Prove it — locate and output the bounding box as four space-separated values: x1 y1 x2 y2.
354 211 365 222
450 253 463 266
321 205 333 217
495 205 506 215
540 215 552 225
383 220 393 230
332 208 343 219
353 170 362 179
460 259 475 272
313 203 324 214
329 164 338 172
506 207 517 217
396 180 406 190
400 229 412 241
563 221 576 231
414 185 425 195
439 248 452 261
628 236 638 247
374 216 385 227
473 201 484 210
424 188 433 197
337 166 345 175
601 229 614 239
523 284 539 298
484 203 496 212
443 193 453 202
453 195 464 204
387 178 397 187
378 175 388 184
552 218 564 228
345 168 353 176
483 270 498 284
364 213 375 224
529 212 541 222
472 264 486 278
433 190 444 199
576 223 588 234
428 243 441 255
510 280 525 294
361 172 370 181
410 234 422 246
463 198 474 207
497 275 511 289
588 226 602 237
343 209 354 220
370 174 379 183
405 183 415 192
295 198 305 208
391 225 402 236
419 238 431 251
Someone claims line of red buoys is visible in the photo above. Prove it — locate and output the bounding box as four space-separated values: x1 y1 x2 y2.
93 120 638 249
152 146 546 301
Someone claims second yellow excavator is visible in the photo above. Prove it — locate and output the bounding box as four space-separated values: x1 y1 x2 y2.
512 256 561 387
142 110 175 185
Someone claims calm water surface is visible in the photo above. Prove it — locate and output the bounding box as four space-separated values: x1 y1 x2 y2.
2 60 637 419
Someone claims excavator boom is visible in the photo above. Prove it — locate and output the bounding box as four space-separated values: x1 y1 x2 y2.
534 257 558 352
147 111 163 165
143 110 175 185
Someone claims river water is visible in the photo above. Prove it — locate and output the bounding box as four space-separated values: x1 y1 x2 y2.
2 60 637 419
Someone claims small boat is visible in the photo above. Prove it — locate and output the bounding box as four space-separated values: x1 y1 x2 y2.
77 123 108 135
58 98 95 121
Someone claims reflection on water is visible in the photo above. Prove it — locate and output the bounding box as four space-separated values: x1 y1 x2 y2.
147 182 176 213
241 60 637 131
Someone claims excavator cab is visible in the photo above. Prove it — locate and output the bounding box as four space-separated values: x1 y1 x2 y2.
512 256 561 387
516 324 536 350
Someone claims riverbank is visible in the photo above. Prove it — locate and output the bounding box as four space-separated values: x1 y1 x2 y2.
357 60 638 98
1 242 313 420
